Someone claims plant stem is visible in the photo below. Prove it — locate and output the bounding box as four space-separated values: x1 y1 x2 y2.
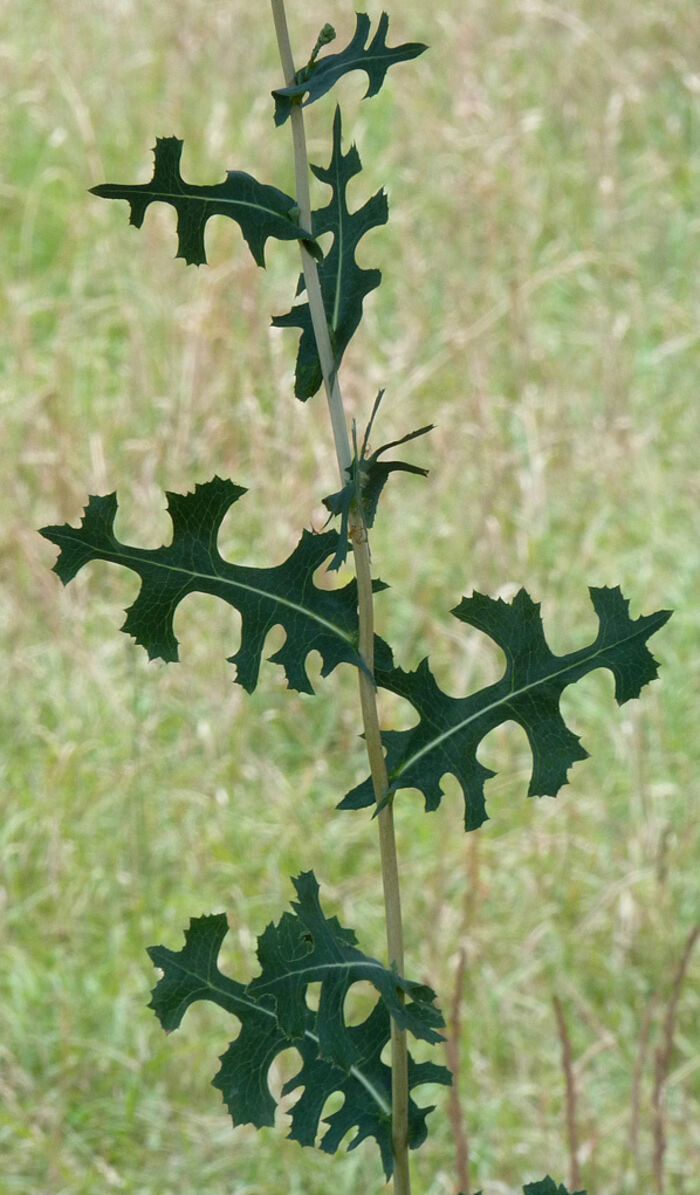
352 523 411 1194
269 5 410 1190
269 1 350 480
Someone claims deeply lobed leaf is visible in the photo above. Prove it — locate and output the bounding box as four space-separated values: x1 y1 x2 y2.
341 586 671 829
90 136 318 267
39 476 392 693
272 12 427 125
273 107 387 400
148 872 449 1177
254 872 445 1051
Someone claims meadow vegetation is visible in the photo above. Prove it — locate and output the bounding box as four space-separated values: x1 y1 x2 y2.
1 1 698 1191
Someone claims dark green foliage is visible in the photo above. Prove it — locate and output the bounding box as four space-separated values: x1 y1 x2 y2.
272 12 427 126
524 1179 586 1195
273 107 388 399
147 872 450 1177
43 5 672 1186
464 1182 586 1195
39 477 393 693
341 587 671 829
90 136 318 266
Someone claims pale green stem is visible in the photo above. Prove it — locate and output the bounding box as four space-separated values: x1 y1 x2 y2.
269 5 410 1192
269 0 350 480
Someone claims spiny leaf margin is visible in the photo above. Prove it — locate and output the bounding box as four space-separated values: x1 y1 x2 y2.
341 586 671 829
90 136 319 267
39 476 392 694
272 12 427 126
147 872 450 1178
273 106 388 400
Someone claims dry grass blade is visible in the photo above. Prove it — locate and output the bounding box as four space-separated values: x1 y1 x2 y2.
651 926 699 1192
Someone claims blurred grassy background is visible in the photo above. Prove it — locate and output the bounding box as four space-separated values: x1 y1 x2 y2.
1 1 698 1192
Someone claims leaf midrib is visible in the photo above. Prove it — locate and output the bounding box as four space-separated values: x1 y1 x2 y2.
317 49 409 90
56 529 355 647
391 622 655 782
99 183 294 225
166 958 392 1116
330 130 345 333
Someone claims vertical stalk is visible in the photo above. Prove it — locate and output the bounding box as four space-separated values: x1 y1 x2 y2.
270 5 410 1191
352 525 411 1194
269 1 350 479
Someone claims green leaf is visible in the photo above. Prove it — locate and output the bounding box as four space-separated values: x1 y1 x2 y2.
523 1179 586 1195
340 587 671 829
147 872 450 1178
39 476 392 694
272 107 388 400
459 1183 585 1195
272 12 427 126
90 136 319 267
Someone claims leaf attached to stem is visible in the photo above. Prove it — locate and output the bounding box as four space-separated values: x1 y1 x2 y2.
272 12 427 125
341 587 671 829
91 136 319 266
40 477 392 693
148 872 450 1178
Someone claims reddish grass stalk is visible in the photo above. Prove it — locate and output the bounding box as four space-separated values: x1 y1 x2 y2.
651 925 699 1193
444 947 470 1194
552 995 582 1192
627 991 658 1184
